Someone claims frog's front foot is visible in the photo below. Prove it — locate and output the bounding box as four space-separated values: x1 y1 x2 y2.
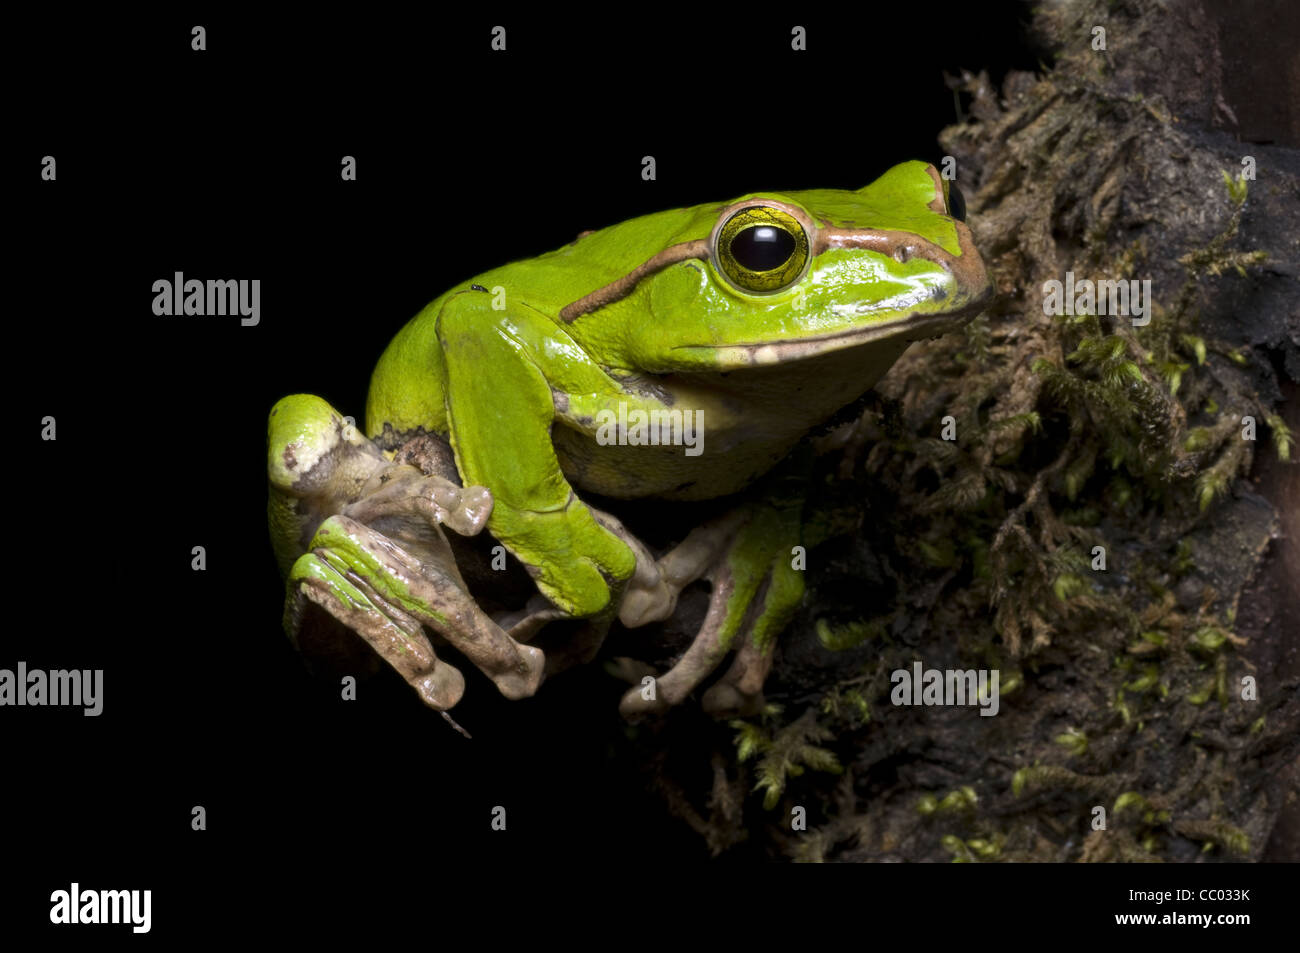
618 503 804 719
493 504 673 677
270 395 545 712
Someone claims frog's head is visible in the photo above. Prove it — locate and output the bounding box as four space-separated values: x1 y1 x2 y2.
562 161 991 374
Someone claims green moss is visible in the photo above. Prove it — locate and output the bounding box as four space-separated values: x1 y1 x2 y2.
730 707 843 810
714 17 1295 859
1054 728 1089 756
819 685 871 725
815 616 886 652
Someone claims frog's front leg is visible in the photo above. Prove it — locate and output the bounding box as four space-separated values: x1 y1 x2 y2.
270 395 544 709
499 505 672 675
618 493 806 718
437 293 638 641
616 508 750 629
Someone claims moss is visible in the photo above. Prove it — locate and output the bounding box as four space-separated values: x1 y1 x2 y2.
730 707 843 810
815 616 886 652
655 0 1296 862
819 685 871 725
1174 818 1250 857
750 149 1290 849
1054 728 1089 756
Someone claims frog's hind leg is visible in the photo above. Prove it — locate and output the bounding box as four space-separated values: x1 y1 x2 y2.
701 548 804 715
618 565 740 716
617 502 804 718
700 637 775 717
288 515 545 708
616 511 751 716
287 548 466 711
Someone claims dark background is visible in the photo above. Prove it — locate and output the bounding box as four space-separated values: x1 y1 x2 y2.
18 5 1285 934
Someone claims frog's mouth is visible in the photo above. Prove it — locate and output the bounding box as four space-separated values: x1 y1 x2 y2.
678 295 990 369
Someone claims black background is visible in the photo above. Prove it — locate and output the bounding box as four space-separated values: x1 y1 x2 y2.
9 6 1287 938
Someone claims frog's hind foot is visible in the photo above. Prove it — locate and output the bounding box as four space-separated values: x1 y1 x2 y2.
286 515 545 710
701 637 773 717
618 565 740 718
616 501 801 719
287 549 468 711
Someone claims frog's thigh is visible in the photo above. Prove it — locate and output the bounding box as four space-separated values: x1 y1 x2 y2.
303 515 544 702
286 545 465 711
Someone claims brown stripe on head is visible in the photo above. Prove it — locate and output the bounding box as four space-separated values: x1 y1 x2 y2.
815 218 988 306
560 173 986 323
559 239 710 323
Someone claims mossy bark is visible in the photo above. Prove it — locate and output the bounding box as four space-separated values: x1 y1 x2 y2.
628 0 1299 862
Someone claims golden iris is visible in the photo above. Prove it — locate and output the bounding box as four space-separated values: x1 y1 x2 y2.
715 206 809 293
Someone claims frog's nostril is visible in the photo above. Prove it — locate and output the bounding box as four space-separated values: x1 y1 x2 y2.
894 245 912 263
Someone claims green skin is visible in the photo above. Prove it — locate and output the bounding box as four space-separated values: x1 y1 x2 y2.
268 161 991 719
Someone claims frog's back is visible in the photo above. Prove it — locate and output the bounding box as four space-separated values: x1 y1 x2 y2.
362 256 613 448
365 204 718 449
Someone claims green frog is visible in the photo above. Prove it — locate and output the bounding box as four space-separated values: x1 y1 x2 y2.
267 160 990 720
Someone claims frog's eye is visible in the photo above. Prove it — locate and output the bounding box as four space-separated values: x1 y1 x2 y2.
715 205 810 294
945 181 967 222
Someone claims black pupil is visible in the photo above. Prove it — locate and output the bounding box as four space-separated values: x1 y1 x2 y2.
732 224 794 271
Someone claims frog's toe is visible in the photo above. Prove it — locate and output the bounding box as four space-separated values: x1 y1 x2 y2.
617 684 671 719
702 636 775 717
701 682 765 718
618 579 675 628
286 543 465 713
410 661 467 711
701 682 742 715
616 569 739 718
487 643 546 700
603 656 657 685
501 606 568 646
292 514 551 709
